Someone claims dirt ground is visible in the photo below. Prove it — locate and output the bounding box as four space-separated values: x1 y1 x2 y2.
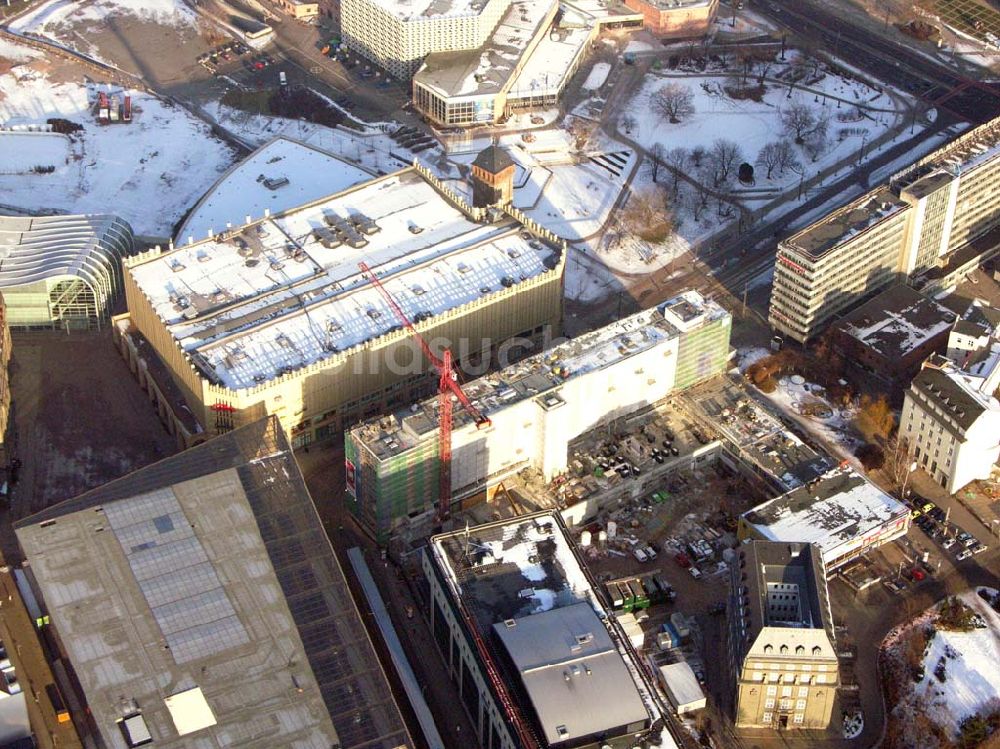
0 331 176 558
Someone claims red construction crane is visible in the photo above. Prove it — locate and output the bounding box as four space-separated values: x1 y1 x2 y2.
358 262 491 517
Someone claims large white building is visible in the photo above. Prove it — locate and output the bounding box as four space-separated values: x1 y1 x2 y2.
347 290 732 540
341 0 512 78
900 303 1000 493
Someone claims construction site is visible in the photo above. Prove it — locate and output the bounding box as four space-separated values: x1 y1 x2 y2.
115 162 566 447
346 290 733 542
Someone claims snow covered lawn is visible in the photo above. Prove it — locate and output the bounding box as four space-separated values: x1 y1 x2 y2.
0 132 70 173
912 590 1000 737
622 62 906 191
0 62 236 236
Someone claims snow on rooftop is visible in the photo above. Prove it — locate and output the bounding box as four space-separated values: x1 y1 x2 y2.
177 138 373 243
130 168 559 390
366 0 494 22
509 24 592 99
742 467 908 557
355 290 724 455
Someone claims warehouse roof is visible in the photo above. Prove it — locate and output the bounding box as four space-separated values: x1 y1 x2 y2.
657 662 706 712
740 467 908 561
15 417 412 749
493 603 648 745
353 290 727 460
128 166 561 390
835 284 956 359
176 137 373 243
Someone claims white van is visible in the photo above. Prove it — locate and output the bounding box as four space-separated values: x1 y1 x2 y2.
633 547 649 563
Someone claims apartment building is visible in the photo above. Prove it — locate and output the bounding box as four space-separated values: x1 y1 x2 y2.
341 0 512 78
770 116 1000 343
728 541 840 731
900 304 1000 494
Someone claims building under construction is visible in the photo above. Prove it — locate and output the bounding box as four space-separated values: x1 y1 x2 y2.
347 290 731 541
423 511 664 749
114 163 565 449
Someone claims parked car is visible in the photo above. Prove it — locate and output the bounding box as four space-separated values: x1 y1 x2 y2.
956 531 974 546
633 547 649 563
689 567 702 579
942 537 957 549
929 507 946 523
643 545 658 561
972 542 989 555
956 548 973 561
908 568 926 582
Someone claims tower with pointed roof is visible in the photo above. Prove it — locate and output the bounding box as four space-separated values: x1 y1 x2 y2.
470 143 515 208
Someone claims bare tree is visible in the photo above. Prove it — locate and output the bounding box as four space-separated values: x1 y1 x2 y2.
648 143 665 184
803 115 831 161
665 146 688 191
756 142 782 179
781 102 817 143
711 138 744 185
692 179 710 222
622 185 673 243
621 113 637 134
774 139 801 176
568 118 596 150
691 145 706 168
651 83 696 123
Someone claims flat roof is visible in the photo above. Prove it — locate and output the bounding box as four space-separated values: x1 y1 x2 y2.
741 467 908 559
493 603 648 745
367 0 493 21
895 116 1000 188
785 188 908 258
835 284 956 359
414 0 556 98
176 137 374 243
129 167 560 390
16 417 412 749
353 290 727 459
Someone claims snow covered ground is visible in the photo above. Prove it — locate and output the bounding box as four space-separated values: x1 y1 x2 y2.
759 374 861 460
912 590 1000 737
0 132 70 173
10 0 196 37
177 137 374 242
205 101 420 176
0 59 236 236
0 38 42 62
623 62 906 193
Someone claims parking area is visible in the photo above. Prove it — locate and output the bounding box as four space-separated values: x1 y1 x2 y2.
0 332 176 561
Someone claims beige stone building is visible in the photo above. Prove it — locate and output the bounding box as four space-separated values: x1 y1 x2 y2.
728 541 839 731
115 164 565 449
